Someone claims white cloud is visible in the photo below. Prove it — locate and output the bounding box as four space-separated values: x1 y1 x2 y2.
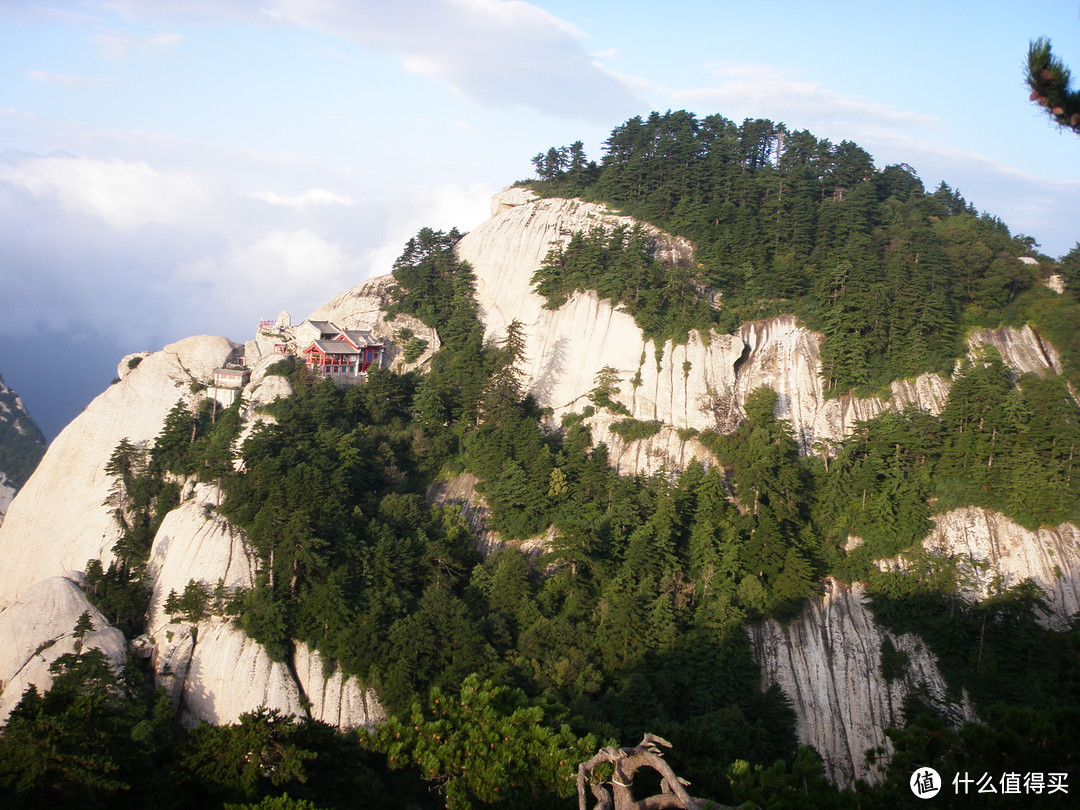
672 63 940 135
247 188 358 209
0 153 213 229
178 229 361 326
75 0 643 121
26 70 114 90
0 133 497 365
94 29 182 59
278 0 640 119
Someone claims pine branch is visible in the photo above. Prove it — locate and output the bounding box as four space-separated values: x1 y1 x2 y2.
1026 37 1080 134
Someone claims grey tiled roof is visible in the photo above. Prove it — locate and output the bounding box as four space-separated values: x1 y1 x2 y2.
306 340 360 356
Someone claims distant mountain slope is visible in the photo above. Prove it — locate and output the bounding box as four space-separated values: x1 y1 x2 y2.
0 373 46 526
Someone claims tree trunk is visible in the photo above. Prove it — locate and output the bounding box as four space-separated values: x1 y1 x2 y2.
577 734 731 810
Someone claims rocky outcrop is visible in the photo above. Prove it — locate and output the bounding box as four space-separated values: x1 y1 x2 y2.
426 472 552 558
145 484 385 728
427 473 500 556
456 195 716 435
144 484 255 627
157 619 305 727
144 484 304 727
0 336 239 608
155 622 384 730
293 643 387 728
232 371 295 464
750 581 974 786
453 191 962 468
0 576 127 722
756 505 1080 786
919 507 1080 629
968 324 1062 376
0 336 385 730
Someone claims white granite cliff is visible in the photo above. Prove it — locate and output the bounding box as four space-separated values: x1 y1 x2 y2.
913 507 1080 629
0 335 240 606
453 190 1054 471
0 576 128 722
0 335 384 729
749 581 976 786
752 505 1080 786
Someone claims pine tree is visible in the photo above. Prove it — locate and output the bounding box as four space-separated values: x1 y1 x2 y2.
363 674 596 810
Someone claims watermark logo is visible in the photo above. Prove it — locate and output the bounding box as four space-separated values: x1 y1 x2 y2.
911 767 942 799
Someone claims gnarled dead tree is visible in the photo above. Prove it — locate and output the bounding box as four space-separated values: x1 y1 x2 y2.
576 733 730 810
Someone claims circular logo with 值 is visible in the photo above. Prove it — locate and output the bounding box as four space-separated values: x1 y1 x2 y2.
910 767 942 799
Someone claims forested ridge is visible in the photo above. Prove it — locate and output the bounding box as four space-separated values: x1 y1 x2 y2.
526 110 1080 396
2 114 1079 809
0 375 47 491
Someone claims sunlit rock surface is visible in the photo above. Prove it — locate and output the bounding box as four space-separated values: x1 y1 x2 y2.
0 335 239 607
919 507 1080 629
0 576 127 722
0 336 386 729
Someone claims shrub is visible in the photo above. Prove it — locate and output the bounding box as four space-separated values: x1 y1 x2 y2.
609 418 662 442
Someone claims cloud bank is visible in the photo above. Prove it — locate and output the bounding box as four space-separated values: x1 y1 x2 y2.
672 63 941 137
51 0 642 122
0 140 493 438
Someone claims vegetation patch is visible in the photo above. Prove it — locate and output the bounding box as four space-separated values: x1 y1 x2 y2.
402 337 428 363
608 417 662 442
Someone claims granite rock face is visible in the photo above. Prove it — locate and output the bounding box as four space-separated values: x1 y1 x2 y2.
919 507 1080 629
968 324 1062 376
0 335 240 607
309 274 441 371
453 191 1063 471
0 576 127 722
144 486 384 728
0 336 384 729
753 502 1080 786
750 581 974 786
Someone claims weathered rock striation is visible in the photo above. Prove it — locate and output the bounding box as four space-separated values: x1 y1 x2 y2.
919 507 1080 629
750 581 974 786
968 324 1062 376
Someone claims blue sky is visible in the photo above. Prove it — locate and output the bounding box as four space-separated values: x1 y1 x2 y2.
1 0 1079 439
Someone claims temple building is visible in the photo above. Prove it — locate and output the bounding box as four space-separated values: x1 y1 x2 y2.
297 320 385 382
